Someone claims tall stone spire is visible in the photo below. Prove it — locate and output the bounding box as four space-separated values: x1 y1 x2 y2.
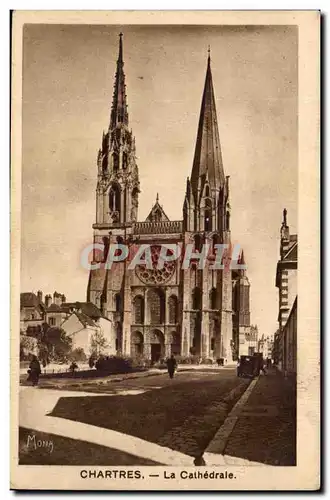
110 33 128 129
190 52 225 197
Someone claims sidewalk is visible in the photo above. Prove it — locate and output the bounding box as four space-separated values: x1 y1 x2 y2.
222 369 296 465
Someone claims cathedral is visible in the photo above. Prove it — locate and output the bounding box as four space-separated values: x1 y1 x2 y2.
87 34 251 364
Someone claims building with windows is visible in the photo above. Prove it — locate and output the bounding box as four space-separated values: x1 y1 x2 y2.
20 291 113 355
274 209 297 373
258 334 274 361
87 35 251 363
20 291 46 334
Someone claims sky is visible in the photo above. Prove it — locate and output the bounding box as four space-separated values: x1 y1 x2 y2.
21 24 298 337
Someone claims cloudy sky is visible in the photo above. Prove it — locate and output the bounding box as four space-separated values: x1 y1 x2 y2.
21 24 297 336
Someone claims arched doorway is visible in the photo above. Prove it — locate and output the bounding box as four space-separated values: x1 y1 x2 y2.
131 331 144 358
150 329 165 364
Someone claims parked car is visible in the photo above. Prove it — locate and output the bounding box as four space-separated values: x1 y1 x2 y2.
237 355 259 378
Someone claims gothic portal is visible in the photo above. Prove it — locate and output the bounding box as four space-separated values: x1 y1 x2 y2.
87 34 251 362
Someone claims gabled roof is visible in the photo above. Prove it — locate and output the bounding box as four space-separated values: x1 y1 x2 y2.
46 303 63 312
61 301 102 319
20 292 44 310
145 194 169 222
62 310 97 331
75 311 97 328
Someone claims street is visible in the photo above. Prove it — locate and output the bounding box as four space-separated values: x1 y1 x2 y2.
19 368 251 465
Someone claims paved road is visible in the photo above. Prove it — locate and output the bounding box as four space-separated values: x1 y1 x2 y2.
49 369 250 460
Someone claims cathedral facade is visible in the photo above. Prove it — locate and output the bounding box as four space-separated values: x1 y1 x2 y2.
87 34 251 363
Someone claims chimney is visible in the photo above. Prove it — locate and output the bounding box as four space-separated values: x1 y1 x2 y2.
53 291 63 307
37 290 43 303
45 294 52 308
62 294 66 303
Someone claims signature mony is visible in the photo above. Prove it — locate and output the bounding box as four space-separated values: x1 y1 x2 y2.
26 434 54 454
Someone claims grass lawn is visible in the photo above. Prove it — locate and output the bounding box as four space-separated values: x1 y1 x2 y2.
19 427 161 465
20 370 165 392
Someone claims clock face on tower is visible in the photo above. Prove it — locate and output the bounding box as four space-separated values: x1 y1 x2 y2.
135 245 176 285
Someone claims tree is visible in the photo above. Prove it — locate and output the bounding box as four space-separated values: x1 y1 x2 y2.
90 329 109 358
37 326 72 363
20 335 37 360
69 348 87 362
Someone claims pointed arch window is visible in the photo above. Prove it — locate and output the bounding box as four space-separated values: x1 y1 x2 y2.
192 287 202 310
148 289 165 324
205 185 210 197
109 184 121 212
133 296 144 324
210 288 217 309
194 234 202 252
114 293 121 313
113 152 119 171
123 151 128 169
205 199 212 231
212 234 219 255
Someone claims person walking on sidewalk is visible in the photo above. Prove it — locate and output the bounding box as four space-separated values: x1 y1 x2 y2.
259 356 267 375
166 354 177 379
28 355 41 386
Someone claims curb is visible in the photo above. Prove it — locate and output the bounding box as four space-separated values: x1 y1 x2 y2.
204 376 259 461
34 370 166 391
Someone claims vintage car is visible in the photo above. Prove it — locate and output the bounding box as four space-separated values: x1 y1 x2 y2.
237 355 259 378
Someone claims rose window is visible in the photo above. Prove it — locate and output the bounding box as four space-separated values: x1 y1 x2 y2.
135 245 176 285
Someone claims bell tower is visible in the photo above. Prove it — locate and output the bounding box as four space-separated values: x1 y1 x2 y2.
88 34 140 331
96 33 140 229
182 50 233 362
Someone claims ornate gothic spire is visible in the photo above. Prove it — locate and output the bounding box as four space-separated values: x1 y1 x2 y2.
190 52 225 197
110 33 128 129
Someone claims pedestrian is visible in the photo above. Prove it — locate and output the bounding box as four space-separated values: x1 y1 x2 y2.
69 361 78 375
260 356 267 375
166 354 177 379
28 355 41 387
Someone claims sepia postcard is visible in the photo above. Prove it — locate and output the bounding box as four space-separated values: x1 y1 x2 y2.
11 10 320 491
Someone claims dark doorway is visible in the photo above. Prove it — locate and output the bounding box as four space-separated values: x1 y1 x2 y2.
151 344 161 364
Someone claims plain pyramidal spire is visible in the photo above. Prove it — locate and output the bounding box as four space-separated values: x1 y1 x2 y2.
190 49 225 197
110 33 129 129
